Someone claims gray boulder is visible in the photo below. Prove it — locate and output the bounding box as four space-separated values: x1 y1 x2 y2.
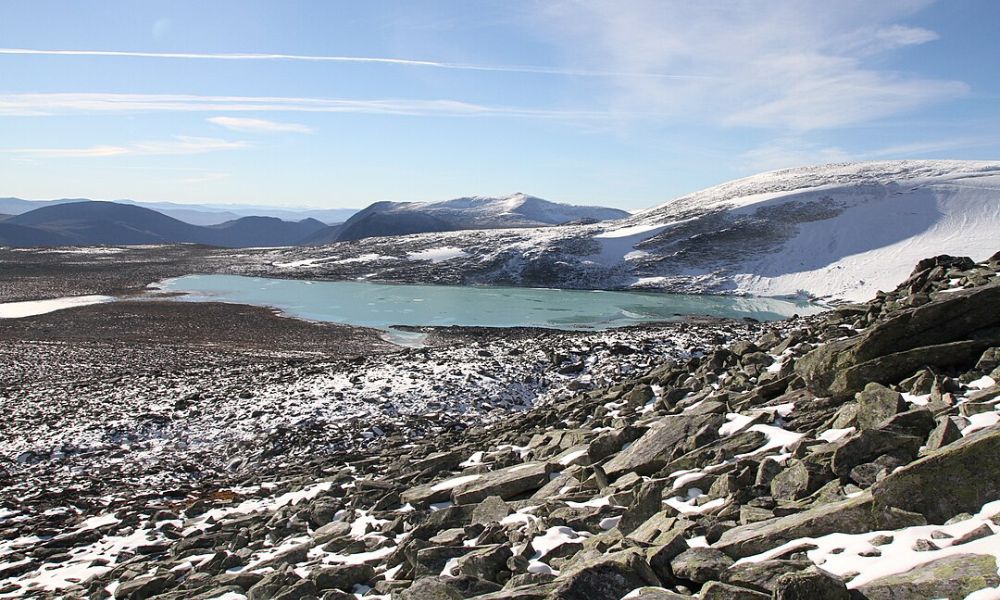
669 547 733 585
772 566 849 599
872 428 1000 523
452 462 552 504
700 581 769 599
604 413 722 478
855 383 906 429
856 553 1000 599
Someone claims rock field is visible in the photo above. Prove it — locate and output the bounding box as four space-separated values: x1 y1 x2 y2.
1 252 1000 599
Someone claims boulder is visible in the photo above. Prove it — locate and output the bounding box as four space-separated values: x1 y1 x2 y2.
550 549 660 600
451 462 552 505
722 559 814 594
714 492 925 559
700 581 769 599
116 574 176 599
829 341 997 398
855 383 906 429
603 413 723 478
772 566 849 599
770 460 828 501
856 553 1000 600
400 577 463 600
311 563 375 591
471 496 511 526
872 428 1000 523
669 547 733 585
829 429 923 478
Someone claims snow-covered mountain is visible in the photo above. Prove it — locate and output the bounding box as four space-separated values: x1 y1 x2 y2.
258 160 1000 302
303 193 630 243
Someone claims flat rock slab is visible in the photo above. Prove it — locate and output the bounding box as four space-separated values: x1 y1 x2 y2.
451 462 552 505
872 428 1000 524
713 492 925 559
857 553 1000 600
603 413 722 478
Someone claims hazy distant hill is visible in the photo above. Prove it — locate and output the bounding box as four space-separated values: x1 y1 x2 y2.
0 197 359 226
305 193 629 244
0 201 326 248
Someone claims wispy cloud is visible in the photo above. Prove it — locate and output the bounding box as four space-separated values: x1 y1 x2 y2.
208 116 313 134
742 134 999 172
0 47 712 80
2 136 248 158
0 92 616 120
538 0 966 131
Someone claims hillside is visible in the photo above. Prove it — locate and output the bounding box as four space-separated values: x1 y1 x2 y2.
3 252 998 598
0 201 327 248
259 160 1000 302
305 193 630 244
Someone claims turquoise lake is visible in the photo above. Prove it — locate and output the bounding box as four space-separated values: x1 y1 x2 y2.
157 274 824 331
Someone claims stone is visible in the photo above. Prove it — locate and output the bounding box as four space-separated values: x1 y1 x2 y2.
451 462 552 505
471 496 510 526
700 581 769 599
856 554 1000 600
661 430 767 474
643 529 689 584
310 564 375 591
829 429 922 478
456 544 512 582
796 283 1000 397
952 523 994 545
878 408 936 438
116 574 176 599
872 429 1000 523
722 559 813 594
773 566 849 599
714 492 925 559
618 479 665 536
550 550 660 600
855 383 906 429
400 577 463 600
669 547 733 585
924 417 963 451
770 460 828 501
603 413 723 478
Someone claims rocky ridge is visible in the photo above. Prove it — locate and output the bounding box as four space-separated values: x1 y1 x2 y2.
2 252 1000 599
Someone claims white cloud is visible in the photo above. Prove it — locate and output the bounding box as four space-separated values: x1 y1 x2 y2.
3 136 248 158
536 0 965 131
0 47 705 80
742 138 853 173
208 116 313 134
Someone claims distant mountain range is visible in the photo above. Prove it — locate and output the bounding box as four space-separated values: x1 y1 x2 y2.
303 193 630 244
260 160 1000 302
0 194 629 248
0 202 328 248
0 197 359 226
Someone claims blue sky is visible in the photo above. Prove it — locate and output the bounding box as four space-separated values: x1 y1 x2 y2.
0 0 997 210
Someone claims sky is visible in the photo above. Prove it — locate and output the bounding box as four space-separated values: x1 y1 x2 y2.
0 0 998 210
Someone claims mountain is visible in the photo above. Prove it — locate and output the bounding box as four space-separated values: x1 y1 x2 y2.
0 197 358 226
0 201 327 248
263 160 1000 302
304 193 630 244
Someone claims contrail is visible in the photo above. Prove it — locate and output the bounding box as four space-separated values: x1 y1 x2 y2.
0 47 714 80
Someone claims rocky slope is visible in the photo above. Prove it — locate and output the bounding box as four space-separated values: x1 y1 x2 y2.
303 194 630 245
250 160 1000 302
2 251 999 599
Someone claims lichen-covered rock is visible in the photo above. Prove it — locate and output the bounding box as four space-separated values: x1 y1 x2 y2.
872 428 1000 523
772 566 849 599
856 553 1000 600
669 547 734 585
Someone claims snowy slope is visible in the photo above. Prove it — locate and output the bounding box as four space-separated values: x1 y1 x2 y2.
256 160 1000 301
